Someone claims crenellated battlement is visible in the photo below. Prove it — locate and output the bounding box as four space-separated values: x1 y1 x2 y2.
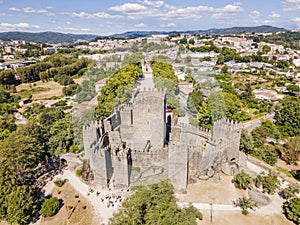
139 87 166 93
83 120 101 131
177 122 212 136
118 104 133 113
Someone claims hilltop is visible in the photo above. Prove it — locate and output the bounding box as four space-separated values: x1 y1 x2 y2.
0 25 287 44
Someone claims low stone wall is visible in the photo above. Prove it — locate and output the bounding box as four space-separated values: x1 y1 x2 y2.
247 156 297 184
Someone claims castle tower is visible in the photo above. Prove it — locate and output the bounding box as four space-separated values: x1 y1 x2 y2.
122 89 167 152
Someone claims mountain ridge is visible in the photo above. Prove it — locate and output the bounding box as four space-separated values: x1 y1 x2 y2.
0 25 287 44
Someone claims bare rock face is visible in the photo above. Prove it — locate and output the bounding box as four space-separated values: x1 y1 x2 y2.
221 162 239 176
248 189 271 206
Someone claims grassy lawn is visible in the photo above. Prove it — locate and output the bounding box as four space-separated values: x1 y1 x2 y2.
16 81 64 100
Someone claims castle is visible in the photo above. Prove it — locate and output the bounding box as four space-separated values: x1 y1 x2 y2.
82 88 246 192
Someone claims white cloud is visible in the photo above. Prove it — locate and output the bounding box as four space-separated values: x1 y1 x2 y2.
140 0 164 8
165 4 176 10
0 22 40 30
249 10 261 19
282 0 300 11
164 6 210 20
9 7 21 12
292 17 300 24
214 4 244 13
9 7 55 16
0 0 3 4
163 3 243 20
109 3 147 14
134 23 148 28
160 23 176 28
212 13 237 20
72 11 122 19
0 13 12 17
269 12 280 18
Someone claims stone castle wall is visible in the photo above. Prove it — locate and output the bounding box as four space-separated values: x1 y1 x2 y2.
82 88 245 190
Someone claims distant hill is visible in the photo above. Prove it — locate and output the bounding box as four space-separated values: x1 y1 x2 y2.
199 25 287 35
108 25 287 38
0 26 287 43
0 31 97 44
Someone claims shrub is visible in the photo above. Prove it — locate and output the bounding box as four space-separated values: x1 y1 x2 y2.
281 184 300 200
242 209 249 215
76 169 82 177
255 171 280 194
232 171 252 190
234 196 257 215
40 197 61 217
132 167 141 172
54 179 67 187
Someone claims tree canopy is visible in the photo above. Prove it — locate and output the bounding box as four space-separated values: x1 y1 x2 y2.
275 96 300 137
95 64 142 120
283 197 300 224
40 197 61 217
109 180 202 225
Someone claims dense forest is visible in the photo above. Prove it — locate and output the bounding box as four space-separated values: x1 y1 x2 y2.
0 54 93 87
0 105 78 224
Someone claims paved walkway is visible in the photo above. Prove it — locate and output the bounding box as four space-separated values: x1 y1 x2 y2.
139 61 155 90
178 202 239 211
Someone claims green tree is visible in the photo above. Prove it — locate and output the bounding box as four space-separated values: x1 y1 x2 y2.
5 185 38 225
233 196 257 215
281 184 300 200
187 91 203 113
40 197 61 217
276 136 300 165
47 116 76 155
262 44 271 54
275 97 300 137
198 101 212 129
232 171 252 190
255 145 278 166
109 180 202 225
122 53 142 67
0 70 17 86
188 39 195 45
239 129 254 155
95 64 142 120
179 37 187 44
283 197 300 224
255 171 280 194
287 84 300 92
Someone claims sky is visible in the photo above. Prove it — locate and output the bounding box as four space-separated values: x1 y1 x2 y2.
0 0 300 35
